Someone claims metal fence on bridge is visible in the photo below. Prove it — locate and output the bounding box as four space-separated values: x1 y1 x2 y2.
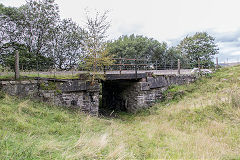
0 56 217 79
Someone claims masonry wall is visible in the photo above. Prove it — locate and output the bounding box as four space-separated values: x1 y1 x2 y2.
0 79 100 115
102 75 196 113
0 75 196 115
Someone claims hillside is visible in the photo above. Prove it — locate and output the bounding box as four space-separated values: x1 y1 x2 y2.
0 66 240 159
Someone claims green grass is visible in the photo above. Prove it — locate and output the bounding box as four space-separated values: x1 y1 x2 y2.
0 71 105 80
0 72 80 80
1 66 240 159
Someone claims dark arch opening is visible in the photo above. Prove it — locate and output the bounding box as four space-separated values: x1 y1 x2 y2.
100 79 138 115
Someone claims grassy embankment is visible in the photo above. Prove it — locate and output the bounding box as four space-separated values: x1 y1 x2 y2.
0 66 240 159
0 72 80 80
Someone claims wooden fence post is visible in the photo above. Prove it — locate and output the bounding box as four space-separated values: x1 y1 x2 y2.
155 60 158 70
120 58 122 75
198 58 201 76
103 65 106 75
15 51 20 80
135 58 137 79
177 59 180 75
216 57 219 70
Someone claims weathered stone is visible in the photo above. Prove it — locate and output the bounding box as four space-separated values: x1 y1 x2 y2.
148 76 168 88
105 73 147 80
60 80 87 92
0 74 196 115
0 79 100 116
140 82 150 91
86 81 100 91
102 75 196 113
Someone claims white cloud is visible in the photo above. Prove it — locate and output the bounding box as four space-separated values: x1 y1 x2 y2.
0 0 25 7
231 51 240 56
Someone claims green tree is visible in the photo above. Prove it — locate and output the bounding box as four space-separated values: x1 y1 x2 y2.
0 4 25 60
83 10 113 81
0 1 59 70
162 46 182 69
107 34 165 60
107 34 181 69
53 18 85 70
177 32 219 68
21 0 60 56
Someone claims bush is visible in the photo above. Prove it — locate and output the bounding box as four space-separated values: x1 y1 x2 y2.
0 91 4 99
0 65 4 72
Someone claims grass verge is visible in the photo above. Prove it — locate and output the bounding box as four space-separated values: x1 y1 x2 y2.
0 66 240 159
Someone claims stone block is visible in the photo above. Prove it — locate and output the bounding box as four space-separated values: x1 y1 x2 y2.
86 82 100 91
61 80 87 92
140 82 150 91
147 76 168 88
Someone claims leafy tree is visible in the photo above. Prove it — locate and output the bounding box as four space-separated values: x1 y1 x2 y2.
161 46 182 69
0 1 59 70
53 18 85 70
83 10 113 81
1 48 54 71
0 4 31 70
0 4 26 59
107 34 181 69
107 34 162 59
177 32 219 68
21 0 60 57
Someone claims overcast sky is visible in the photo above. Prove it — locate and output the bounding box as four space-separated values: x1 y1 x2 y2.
1 0 240 63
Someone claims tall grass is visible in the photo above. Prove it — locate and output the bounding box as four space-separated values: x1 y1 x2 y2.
0 66 240 159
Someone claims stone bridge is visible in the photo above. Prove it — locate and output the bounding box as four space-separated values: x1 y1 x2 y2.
0 72 196 115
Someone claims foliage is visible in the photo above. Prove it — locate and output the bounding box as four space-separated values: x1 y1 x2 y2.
1 49 54 70
84 47 113 72
21 0 60 56
0 64 4 71
39 82 57 90
1 1 218 73
0 1 58 70
107 34 167 60
53 18 85 70
83 10 114 81
0 1 85 71
0 4 26 62
107 34 182 69
177 32 219 68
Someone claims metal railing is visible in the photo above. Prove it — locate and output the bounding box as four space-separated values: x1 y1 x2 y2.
0 56 217 80
104 58 181 75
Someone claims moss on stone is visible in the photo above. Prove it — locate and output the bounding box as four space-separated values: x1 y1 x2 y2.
40 82 57 90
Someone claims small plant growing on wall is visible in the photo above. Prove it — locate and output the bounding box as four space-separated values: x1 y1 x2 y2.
40 82 57 90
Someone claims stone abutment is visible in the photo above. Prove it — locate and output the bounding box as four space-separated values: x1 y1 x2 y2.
102 75 196 113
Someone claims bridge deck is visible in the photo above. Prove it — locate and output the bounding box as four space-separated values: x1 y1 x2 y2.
0 69 211 81
0 69 193 77
105 73 147 80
